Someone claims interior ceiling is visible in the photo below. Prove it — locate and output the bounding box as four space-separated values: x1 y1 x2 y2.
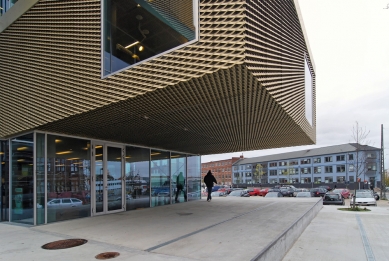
113 0 189 62
0 0 315 155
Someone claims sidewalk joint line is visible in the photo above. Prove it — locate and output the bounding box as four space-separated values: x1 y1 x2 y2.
356 214 376 261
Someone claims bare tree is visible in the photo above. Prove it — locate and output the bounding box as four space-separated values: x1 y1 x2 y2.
253 163 265 185
350 121 370 208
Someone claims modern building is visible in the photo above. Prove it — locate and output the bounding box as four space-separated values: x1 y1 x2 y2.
232 144 381 188
0 0 315 225
201 156 242 186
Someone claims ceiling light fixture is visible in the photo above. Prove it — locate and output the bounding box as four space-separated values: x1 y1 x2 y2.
56 151 73 155
138 45 144 51
125 41 140 49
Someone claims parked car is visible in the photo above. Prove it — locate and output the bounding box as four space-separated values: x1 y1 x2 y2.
47 198 83 208
296 192 312 198
293 188 309 197
211 191 226 197
332 188 351 199
351 191 377 206
265 192 283 198
247 188 261 196
268 188 281 193
227 190 250 197
280 187 295 197
323 192 344 205
310 188 326 197
319 185 332 192
116 194 132 201
281 185 296 189
259 188 269 197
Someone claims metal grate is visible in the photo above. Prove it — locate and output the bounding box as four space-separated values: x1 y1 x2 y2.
95 252 120 260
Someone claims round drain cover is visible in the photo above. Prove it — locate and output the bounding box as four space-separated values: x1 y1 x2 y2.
42 239 87 250
95 252 120 260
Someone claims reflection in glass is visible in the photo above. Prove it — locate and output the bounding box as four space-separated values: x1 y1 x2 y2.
36 133 45 225
0 140 9 222
103 0 196 76
125 146 150 210
151 150 170 207
47 135 91 223
107 146 123 211
187 155 201 201
11 133 34 224
95 144 104 213
171 153 186 204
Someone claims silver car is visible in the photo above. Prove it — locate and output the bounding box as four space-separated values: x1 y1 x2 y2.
351 191 377 206
47 198 83 208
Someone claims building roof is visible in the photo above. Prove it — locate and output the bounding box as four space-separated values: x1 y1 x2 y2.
235 143 380 165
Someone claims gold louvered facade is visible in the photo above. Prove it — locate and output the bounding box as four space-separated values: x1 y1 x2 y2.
0 0 315 155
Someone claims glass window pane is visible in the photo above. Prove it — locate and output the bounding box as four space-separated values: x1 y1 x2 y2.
187 155 200 201
102 0 196 76
47 135 91 223
125 146 150 210
11 133 34 224
171 153 186 204
36 133 45 225
151 150 170 207
107 146 122 212
0 140 10 222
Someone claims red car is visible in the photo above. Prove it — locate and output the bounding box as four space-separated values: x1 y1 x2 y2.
248 188 261 196
332 188 351 199
258 188 269 197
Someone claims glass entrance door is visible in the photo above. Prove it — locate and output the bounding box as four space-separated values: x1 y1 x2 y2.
93 142 124 215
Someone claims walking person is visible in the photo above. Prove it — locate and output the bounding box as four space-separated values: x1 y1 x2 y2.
204 170 217 202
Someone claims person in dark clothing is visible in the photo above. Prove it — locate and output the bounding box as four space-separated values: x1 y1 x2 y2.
204 170 217 202
175 172 187 203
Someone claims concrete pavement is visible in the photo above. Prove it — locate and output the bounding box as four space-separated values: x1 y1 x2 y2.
0 197 320 261
0 197 388 261
283 199 389 261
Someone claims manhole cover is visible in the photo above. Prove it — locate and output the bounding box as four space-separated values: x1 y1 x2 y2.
95 252 120 259
177 212 193 216
42 239 87 250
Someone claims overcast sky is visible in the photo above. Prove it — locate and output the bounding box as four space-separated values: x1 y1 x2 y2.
202 0 389 165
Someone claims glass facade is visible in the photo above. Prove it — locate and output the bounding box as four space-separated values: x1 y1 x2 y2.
171 153 186 204
0 140 9 221
0 132 200 225
151 150 170 207
36 133 45 225
11 133 34 224
47 135 91 223
102 0 197 76
125 146 150 210
187 155 201 201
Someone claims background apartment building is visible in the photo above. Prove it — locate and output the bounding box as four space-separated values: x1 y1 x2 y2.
232 144 382 189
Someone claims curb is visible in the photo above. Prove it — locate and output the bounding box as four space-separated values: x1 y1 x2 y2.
251 198 323 261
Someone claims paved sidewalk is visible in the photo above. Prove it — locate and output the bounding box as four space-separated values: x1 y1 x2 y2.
0 197 319 261
283 199 389 261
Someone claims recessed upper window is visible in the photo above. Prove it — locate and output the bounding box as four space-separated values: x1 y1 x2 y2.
102 0 197 77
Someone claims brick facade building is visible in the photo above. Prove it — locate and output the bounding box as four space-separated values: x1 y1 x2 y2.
202 156 243 186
